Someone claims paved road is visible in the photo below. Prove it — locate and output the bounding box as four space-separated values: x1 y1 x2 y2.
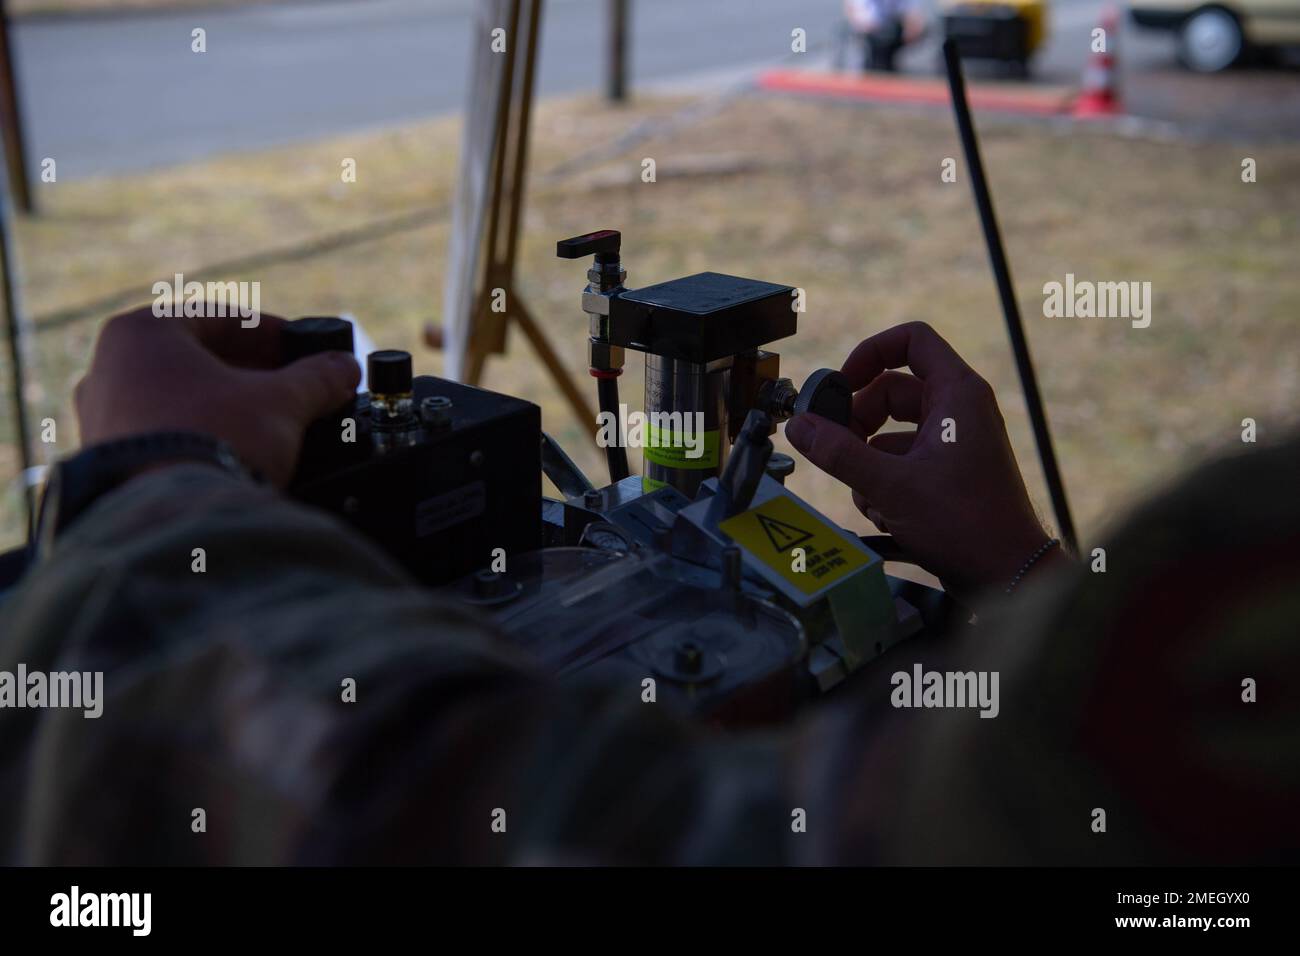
11 0 1297 181
13 0 850 179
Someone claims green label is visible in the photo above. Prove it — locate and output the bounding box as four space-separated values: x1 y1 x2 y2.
644 426 719 470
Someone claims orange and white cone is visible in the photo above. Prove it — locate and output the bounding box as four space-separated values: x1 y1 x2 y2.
1073 7 1123 117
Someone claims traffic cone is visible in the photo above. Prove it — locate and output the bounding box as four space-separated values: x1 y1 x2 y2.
1073 7 1123 117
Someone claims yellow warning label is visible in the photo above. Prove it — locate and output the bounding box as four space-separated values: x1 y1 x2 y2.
719 495 875 595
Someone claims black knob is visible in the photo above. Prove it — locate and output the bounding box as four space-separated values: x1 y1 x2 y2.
556 229 621 264
367 350 413 395
793 369 853 427
281 316 355 364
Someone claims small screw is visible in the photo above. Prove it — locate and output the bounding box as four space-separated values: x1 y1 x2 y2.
766 453 796 484
674 641 704 674
469 450 485 468
721 546 742 589
473 569 508 599
420 396 453 430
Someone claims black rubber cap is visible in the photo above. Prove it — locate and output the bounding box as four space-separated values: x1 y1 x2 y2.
281 317 355 365
367 350 413 395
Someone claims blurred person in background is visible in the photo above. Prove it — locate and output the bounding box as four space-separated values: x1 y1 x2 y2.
845 0 928 71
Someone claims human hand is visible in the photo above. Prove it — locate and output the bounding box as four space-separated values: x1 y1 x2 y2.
784 322 1058 603
75 307 360 487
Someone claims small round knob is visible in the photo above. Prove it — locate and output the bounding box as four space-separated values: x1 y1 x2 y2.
281 316 354 364
367 350 413 395
765 452 796 483
420 396 453 430
473 569 510 599
793 368 853 427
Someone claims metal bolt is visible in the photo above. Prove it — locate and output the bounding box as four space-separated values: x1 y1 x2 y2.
674 641 703 674
473 569 507 599
765 452 796 484
583 488 602 509
759 377 799 421
721 545 742 589
420 395 453 430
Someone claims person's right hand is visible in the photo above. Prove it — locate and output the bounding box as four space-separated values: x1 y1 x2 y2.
784 322 1058 604
75 307 360 488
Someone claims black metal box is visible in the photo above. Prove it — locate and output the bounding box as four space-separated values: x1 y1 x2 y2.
291 376 541 586
609 271 797 363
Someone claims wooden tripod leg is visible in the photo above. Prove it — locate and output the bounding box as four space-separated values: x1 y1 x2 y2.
463 284 504 386
511 297 597 442
464 341 489 386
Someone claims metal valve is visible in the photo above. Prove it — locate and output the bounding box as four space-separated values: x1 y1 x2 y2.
759 368 853 428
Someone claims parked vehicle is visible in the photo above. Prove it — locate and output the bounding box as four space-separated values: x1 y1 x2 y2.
941 0 1049 77
1129 0 1300 71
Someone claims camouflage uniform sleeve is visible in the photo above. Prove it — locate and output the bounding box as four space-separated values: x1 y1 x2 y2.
0 464 805 864
825 437 1300 865
20 446 1285 866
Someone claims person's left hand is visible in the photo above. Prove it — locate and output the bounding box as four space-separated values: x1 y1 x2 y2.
75 307 360 487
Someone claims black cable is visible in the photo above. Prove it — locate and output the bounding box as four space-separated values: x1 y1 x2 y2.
941 40 1078 553
595 375 630 483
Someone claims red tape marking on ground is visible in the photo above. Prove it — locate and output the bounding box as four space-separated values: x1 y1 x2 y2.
757 68 1075 117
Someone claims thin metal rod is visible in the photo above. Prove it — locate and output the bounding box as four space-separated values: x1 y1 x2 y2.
0 142 33 531
0 4 32 214
606 0 628 103
941 39 1077 552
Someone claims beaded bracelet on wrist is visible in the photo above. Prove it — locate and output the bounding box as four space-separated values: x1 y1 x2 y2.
1005 538 1061 595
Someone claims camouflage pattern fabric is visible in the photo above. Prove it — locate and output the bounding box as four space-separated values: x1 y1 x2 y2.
1 436 1296 865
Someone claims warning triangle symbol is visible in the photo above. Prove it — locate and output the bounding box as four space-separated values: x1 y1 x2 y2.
756 513 814 553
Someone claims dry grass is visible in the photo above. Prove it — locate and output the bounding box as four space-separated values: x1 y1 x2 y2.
3 89 1298 555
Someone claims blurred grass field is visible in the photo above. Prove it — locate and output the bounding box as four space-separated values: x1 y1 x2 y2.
3 89 1298 552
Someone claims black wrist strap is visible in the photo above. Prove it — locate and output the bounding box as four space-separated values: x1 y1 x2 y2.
34 431 253 557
